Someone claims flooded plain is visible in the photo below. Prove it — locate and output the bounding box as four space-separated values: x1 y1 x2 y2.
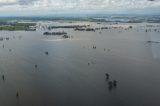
0 21 160 106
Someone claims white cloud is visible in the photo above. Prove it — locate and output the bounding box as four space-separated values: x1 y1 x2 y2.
0 0 17 6
0 0 160 13
0 0 16 3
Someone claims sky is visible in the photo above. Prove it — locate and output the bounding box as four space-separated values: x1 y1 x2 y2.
0 0 160 16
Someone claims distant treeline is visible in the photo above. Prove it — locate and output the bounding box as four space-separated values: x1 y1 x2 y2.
0 15 160 24
43 31 70 39
43 31 67 35
48 25 87 30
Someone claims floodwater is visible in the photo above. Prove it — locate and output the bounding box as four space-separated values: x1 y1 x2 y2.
0 22 160 106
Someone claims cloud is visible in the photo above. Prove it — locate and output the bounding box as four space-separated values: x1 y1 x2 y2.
0 0 17 6
18 0 39 5
0 0 160 14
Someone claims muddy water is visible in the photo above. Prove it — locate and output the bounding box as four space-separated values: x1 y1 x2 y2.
0 22 160 106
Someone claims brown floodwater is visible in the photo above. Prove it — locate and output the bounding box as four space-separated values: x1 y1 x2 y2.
0 22 160 106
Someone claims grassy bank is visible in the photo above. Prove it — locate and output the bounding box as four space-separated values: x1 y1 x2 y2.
0 23 36 31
